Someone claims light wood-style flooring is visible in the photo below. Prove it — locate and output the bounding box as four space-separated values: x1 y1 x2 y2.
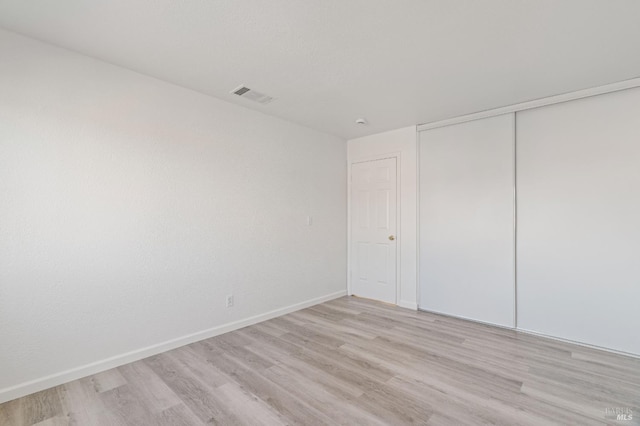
1 296 639 425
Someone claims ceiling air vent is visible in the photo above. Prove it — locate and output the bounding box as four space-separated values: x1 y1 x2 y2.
231 85 275 104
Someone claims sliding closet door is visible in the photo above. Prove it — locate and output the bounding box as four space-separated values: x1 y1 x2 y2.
517 88 640 355
419 114 515 327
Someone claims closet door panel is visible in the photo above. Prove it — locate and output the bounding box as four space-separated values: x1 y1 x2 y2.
517 87 640 355
419 114 515 327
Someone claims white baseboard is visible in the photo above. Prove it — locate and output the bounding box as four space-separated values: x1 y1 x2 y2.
418 307 640 359
398 300 418 310
515 327 640 360
0 290 347 404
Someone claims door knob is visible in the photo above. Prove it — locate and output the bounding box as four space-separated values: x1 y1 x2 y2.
389 235 395 241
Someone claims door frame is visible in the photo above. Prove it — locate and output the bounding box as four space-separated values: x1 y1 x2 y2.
347 152 401 304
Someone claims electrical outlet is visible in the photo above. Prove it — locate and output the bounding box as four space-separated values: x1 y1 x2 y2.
226 294 234 308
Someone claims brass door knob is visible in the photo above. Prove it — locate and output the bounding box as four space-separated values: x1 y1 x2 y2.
389 235 395 241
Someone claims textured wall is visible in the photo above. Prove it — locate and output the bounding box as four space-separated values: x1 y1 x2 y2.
0 30 347 396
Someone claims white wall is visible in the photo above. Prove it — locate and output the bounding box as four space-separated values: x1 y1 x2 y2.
0 29 347 402
347 127 418 310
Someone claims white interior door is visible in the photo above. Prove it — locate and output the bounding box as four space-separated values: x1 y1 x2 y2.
350 157 397 304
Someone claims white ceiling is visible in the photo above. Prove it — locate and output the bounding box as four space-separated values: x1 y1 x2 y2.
1 1 640 139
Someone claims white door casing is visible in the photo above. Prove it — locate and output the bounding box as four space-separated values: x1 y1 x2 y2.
350 157 398 304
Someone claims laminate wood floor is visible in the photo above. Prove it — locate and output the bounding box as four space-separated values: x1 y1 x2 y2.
1 296 639 425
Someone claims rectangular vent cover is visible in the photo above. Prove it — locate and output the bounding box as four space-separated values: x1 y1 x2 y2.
231 85 274 104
